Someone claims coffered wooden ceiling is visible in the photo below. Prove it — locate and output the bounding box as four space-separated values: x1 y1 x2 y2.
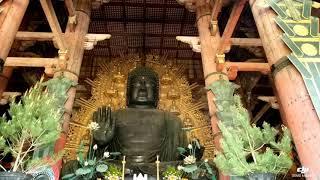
8 0 268 100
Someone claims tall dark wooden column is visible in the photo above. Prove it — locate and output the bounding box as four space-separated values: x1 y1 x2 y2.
52 0 91 178
250 0 320 177
196 1 229 179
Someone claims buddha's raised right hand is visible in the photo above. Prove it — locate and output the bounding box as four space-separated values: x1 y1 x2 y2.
92 106 115 146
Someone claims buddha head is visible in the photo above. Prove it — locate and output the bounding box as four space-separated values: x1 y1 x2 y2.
127 66 159 108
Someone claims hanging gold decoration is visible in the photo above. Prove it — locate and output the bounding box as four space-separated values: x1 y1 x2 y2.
64 54 215 162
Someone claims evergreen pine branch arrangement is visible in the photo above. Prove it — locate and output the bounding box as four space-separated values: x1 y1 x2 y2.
0 76 74 173
208 80 293 176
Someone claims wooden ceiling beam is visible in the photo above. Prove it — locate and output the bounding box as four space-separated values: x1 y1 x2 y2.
106 1 182 8
211 0 222 21
251 103 271 124
65 0 77 25
15 32 111 50
225 62 269 73
231 38 262 46
0 92 22 105
1 92 22 97
176 36 262 53
218 0 248 54
225 61 269 80
3 57 58 76
65 0 76 17
13 35 261 51
16 31 54 41
40 0 68 57
4 57 58 67
257 96 279 109
210 0 223 35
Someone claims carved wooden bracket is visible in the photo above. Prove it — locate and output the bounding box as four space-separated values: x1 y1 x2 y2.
216 53 225 72
44 67 55 77
64 0 77 25
84 34 111 50
58 49 68 70
176 36 263 53
210 20 218 36
176 36 201 53
68 15 77 25
226 66 238 80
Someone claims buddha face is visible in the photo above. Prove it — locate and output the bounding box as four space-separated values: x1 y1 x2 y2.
128 75 158 108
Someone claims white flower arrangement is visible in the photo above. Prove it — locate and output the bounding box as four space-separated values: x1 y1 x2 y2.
93 144 98 150
84 161 88 166
88 122 100 131
183 155 196 165
104 151 110 158
177 166 184 171
62 127 120 179
187 144 193 149
176 140 215 179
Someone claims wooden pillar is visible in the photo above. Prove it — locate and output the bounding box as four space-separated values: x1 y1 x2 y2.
0 0 29 60
0 0 30 96
196 0 219 149
52 0 91 179
195 1 229 179
250 0 320 178
0 0 12 26
0 68 13 96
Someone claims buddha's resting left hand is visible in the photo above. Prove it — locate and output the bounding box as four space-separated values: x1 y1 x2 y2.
93 106 115 146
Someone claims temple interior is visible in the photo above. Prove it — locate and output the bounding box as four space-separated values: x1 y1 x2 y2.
1 0 320 179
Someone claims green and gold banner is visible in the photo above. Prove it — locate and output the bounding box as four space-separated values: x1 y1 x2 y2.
268 0 320 118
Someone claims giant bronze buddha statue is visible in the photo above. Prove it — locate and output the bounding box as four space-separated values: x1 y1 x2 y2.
92 66 188 171
62 63 210 178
